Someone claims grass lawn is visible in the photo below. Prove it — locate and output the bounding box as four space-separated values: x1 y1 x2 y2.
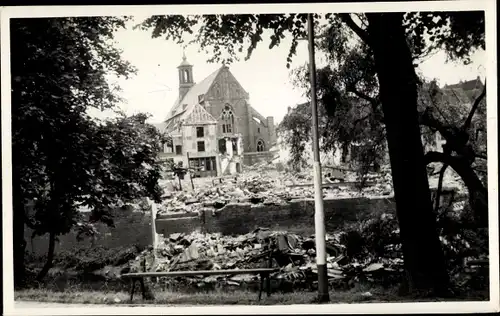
16 284 479 306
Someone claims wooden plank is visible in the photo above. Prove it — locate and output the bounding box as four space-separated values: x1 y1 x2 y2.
121 268 279 278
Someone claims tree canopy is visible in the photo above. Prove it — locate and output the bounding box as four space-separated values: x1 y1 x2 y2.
11 17 166 283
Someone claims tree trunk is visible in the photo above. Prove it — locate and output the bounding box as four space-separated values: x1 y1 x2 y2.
425 151 488 227
13 197 27 289
36 231 56 281
365 13 450 296
13 168 28 289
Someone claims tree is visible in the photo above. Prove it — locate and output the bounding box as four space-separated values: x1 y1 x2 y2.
138 11 485 296
281 15 487 224
11 17 165 285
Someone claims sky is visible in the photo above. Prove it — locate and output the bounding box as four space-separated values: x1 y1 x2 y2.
90 17 486 125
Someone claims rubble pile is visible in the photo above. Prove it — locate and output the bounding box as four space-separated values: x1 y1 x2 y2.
158 167 395 216
158 160 467 218
129 227 405 290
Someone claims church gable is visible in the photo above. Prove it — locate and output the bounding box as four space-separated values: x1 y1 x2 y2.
206 67 249 101
183 103 217 125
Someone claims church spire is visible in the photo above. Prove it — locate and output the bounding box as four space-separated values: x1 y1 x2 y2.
177 49 194 101
179 48 191 67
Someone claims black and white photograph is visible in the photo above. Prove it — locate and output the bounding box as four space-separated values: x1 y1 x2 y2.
1 1 498 315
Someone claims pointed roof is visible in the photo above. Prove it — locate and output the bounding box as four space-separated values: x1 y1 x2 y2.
178 51 192 67
165 66 225 121
183 103 217 125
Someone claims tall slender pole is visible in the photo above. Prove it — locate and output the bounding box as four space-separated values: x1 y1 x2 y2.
307 13 329 303
186 151 195 190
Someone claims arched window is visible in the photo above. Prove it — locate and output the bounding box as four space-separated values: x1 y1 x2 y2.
256 139 265 152
221 105 234 134
183 69 190 82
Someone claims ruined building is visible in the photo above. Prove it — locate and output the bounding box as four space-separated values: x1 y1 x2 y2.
156 54 277 177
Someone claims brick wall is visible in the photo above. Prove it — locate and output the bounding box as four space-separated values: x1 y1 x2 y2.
156 197 396 237
26 197 395 256
25 208 153 257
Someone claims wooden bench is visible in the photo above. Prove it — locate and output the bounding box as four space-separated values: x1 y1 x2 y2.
121 268 279 302
121 245 281 303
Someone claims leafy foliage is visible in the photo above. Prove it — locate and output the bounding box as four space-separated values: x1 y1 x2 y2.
403 11 485 65
138 11 484 69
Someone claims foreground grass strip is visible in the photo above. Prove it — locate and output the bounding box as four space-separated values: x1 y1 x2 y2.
14 286 450 305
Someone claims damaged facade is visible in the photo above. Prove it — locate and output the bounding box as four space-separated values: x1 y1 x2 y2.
156 54 277 177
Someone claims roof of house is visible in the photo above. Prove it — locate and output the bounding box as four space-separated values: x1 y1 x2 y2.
445 76 482 91
441 87 471 106
166 66 225 121
444 76 484 102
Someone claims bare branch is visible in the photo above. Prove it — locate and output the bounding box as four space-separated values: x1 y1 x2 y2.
434 164 449 213
418 109 456 141
338 13 371 45
462 81 486 131
347 84 384 123
347 85 378 105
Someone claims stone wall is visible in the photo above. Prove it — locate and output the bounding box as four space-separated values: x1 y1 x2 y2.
243 151 275 166
156 197 396 237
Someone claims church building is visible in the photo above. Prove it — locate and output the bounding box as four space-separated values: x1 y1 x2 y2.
157 54 277 177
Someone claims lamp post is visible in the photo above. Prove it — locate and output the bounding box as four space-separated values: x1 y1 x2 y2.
307 13 329 303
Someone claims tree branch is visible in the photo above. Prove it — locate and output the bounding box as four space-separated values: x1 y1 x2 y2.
434 164 449 213
425 150 488 227
339 13 371 45
418 109 457 143
347 84 384 124
462 81 486 131
347 85 378 105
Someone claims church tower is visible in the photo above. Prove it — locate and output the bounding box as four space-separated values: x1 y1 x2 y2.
177 52 195 101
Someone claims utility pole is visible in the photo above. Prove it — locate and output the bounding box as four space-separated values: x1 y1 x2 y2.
307 13 329 303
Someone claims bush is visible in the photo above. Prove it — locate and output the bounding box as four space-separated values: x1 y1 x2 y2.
53 244 143 272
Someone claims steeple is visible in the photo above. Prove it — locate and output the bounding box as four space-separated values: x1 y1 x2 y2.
177 50 194 101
